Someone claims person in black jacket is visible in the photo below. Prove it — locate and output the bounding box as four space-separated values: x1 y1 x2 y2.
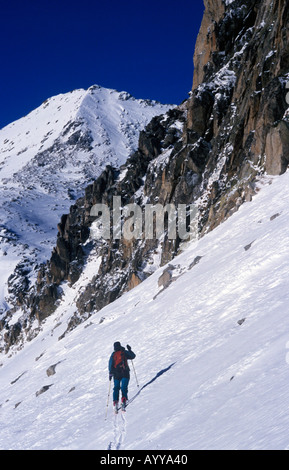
108 341 136 411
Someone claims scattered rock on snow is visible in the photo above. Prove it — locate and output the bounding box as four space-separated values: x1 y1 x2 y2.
270 213 281 221
35 351 45 362
158 265 176 289
188 256 203 269
11 371 27 385
244 241 254 251
46 364 57 377
46 360 64 376
36 384 53 397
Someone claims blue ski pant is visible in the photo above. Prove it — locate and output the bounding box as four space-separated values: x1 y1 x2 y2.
113 377 129 402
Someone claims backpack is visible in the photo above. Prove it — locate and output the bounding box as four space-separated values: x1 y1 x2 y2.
113 349 128 372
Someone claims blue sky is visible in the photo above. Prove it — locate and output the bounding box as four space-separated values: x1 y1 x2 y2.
0 0 204 129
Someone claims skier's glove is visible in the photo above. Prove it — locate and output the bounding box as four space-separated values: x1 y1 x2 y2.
127 344 132 351
109 374 113 381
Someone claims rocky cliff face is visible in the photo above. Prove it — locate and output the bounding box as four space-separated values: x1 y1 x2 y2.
189 0 289 231
2 0 289 352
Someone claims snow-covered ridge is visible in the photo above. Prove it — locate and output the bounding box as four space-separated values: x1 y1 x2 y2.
1 171 289 449
0 86 171 168
0 85 174 313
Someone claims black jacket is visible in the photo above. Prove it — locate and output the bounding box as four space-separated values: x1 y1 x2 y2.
108 346 136 380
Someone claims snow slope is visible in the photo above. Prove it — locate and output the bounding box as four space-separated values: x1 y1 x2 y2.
1 171 289 450
0 86 173 313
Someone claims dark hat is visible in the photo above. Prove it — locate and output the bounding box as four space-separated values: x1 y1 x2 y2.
114 341 121 351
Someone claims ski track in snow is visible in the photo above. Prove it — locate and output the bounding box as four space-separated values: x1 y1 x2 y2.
108 411 127 450
1 170 289 448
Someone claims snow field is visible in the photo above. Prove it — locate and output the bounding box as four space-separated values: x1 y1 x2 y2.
1 172 289 449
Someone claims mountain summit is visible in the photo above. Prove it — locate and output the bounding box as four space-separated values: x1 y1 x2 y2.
0 85 173 326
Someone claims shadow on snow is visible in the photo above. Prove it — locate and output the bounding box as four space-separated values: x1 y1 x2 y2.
128 362 176 406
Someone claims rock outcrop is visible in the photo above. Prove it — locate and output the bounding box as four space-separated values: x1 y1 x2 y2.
2 0 289 351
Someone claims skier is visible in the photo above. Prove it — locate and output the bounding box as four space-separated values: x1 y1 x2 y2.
108 341 136 412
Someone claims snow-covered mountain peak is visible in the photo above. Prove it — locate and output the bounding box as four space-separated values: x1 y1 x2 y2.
0 88 84 176
0 85 171 181
0 85 174 315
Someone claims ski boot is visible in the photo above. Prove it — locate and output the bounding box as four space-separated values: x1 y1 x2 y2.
121 397 127 412
113 401 119 414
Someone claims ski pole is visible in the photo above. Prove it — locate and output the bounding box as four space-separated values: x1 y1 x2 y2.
105 379 112 420
131 360 139 388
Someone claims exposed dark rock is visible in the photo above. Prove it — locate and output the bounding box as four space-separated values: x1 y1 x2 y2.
158 265 176 289
46 361 62 377
244 241 254 251
11 371 27 385
35 351 45 362
189 256 203 270
4 322 22 352
270 213 281 221
35 384 53 397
